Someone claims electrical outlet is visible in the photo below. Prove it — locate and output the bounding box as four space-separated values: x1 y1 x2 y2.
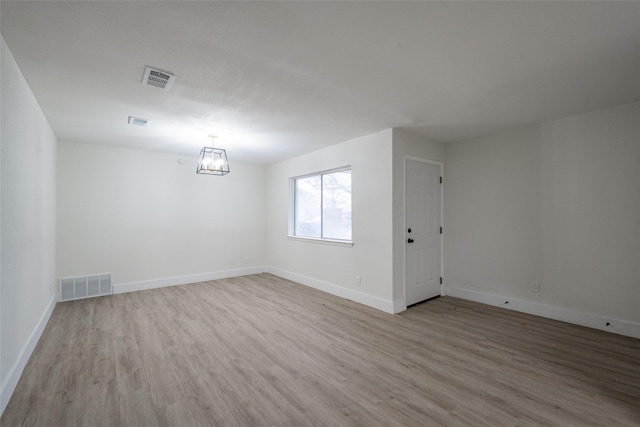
531 281 540 293
355 276 361 286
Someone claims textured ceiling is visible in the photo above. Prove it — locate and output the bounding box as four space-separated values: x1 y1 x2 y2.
2 1 640 164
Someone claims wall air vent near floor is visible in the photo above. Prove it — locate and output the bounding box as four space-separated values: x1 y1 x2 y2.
59 273 112 302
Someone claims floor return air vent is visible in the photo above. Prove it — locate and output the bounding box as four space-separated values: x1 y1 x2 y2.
59 273 112 302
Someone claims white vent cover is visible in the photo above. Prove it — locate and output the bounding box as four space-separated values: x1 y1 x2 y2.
59 273 112 302
142 66 175 91
128 116 150 126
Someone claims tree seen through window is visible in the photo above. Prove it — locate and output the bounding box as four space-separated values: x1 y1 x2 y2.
294 169 351 240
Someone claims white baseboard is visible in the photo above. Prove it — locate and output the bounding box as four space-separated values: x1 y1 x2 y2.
446 286 640 340
266 266 394 314
1 295 57 416
112 266 266 294
392 299 407 314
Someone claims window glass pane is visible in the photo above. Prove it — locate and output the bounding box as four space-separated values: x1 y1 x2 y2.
295 176 322 238
322 170 352 240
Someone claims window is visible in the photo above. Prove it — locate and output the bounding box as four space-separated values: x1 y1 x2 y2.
291 168 352 242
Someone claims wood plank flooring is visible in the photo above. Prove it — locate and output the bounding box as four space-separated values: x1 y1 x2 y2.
2 273 639 426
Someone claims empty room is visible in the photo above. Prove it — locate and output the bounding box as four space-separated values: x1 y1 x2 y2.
1 1 639 426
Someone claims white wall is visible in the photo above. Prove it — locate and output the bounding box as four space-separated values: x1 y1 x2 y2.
57 142 266 291
265 129 395 312
1 37 57 412
391 129 444 311
444 102 640 336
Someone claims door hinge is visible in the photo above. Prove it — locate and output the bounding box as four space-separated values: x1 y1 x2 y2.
440 176 443 184
440 277 443 285
440 226 443 234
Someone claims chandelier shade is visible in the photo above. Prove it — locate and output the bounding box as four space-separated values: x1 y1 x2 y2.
196 136 230 176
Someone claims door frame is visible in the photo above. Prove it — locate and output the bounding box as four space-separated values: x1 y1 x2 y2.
403 156 444 308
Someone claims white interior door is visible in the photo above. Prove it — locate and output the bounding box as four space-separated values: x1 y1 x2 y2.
406 159 442 306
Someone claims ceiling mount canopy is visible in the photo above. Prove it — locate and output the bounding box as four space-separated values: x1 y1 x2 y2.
196 135 230 176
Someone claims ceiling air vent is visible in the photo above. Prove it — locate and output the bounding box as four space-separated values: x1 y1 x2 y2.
128 116 150 126
141 66 175 91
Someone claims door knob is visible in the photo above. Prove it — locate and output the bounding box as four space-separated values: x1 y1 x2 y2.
407 238 414 244
407 228 412 233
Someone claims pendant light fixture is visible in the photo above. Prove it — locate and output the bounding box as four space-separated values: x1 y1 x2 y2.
196 135 230 175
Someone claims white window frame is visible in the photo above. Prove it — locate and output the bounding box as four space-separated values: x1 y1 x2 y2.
288 166 354 247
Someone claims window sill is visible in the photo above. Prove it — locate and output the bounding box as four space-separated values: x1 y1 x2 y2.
287 236 354 248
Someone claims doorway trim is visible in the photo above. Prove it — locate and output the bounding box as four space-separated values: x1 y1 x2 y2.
403 155 444 309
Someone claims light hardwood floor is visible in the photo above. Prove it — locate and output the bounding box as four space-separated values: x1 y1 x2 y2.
2 273 639 426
